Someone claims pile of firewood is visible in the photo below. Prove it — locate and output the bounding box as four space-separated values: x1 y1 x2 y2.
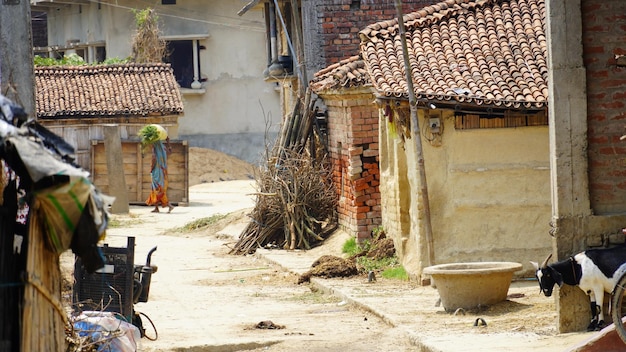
230 89 337 254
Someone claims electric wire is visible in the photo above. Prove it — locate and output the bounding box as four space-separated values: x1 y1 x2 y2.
79 0 265 32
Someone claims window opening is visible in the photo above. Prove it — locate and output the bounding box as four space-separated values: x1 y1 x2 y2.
453 110 548 129
164 40 202 89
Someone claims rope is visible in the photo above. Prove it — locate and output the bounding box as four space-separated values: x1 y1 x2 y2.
26 273 70 327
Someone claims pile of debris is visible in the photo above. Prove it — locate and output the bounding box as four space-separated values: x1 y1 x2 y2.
298 231 397 284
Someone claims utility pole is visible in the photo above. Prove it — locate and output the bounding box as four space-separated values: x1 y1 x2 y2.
0 0 36 117
394 0 435 267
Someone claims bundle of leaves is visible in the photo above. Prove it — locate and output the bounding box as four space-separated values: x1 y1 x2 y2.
138 124 167 152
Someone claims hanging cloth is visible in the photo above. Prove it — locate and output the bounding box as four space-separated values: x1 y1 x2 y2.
33 177 91 254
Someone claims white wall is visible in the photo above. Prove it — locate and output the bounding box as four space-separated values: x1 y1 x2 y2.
44 0 281 163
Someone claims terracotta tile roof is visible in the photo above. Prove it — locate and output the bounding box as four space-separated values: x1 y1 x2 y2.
35 63 184 118
359 0 548 110
310 55 371 93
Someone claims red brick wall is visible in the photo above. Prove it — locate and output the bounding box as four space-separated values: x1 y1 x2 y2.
324 92 381 242
314 0 440 66
310 1 439 240
583 0 626 214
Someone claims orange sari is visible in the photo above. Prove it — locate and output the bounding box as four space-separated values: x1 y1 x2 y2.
145 140 169 207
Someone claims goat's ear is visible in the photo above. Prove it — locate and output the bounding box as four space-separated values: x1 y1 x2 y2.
552 269 564 287
530 261 539 270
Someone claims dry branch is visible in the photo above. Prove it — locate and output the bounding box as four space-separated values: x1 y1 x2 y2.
231 88 337 254
131 9 166 64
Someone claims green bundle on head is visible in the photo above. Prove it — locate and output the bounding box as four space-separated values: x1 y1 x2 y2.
138 124 167 152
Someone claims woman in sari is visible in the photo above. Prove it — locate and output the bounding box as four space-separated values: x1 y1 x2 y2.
142 125 174 213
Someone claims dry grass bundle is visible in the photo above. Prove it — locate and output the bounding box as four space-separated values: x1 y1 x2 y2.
131 8 166 63
231 88 337 254
22 212 66 351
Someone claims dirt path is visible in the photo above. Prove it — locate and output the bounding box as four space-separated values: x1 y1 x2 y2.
137 219 413 351
64 180 415 351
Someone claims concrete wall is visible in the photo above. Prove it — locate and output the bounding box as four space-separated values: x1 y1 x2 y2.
547 0 626 333
43 0 281 164
379 107 552 279
1 1 35 116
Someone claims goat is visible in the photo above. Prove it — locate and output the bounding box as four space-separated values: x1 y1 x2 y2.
531 246 626 331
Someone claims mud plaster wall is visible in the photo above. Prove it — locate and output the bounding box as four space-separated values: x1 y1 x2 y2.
379 108 552 278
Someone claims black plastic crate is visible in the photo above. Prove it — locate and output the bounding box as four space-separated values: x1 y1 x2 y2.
73 237 135 321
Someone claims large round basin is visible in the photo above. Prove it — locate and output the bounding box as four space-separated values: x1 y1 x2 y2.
423 262 523 312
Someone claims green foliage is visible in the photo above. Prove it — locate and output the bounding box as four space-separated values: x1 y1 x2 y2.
138 124 161 146
34 53 85 66
381 266 409 280
341 237 358 255
34 54 130 66
133 8 158 27
341 232 409 281
341 237 373 256
356 255 399 273
371 225 385 239
175 214 228 232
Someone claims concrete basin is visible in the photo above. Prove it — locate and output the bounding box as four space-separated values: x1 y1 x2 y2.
423 262 523 312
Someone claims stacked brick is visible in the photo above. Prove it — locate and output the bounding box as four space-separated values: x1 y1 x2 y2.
324 93 381 242
583 0 626 214
312 0 439 66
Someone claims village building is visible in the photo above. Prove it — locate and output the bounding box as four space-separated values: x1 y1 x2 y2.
310 0 626 335
312 0 552 281
238 0 441 244
34 63 189 204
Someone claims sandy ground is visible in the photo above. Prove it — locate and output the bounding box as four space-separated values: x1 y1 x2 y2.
62 184 414 352
188 147 256 185
138 214 414 352
62 145 416 351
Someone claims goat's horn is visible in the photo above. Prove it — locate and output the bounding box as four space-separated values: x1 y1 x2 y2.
541 253 553 268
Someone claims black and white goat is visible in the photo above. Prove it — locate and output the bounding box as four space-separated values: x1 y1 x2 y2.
531 246 626 331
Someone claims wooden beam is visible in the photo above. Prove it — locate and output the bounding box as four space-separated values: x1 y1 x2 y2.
237 0 261 16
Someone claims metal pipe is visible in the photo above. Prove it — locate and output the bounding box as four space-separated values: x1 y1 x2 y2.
269 1 278 63
272 0 302 83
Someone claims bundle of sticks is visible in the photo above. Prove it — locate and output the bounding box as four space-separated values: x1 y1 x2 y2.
230 88 337 254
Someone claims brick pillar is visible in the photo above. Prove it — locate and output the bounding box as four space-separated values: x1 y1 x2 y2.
322 90 381 242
